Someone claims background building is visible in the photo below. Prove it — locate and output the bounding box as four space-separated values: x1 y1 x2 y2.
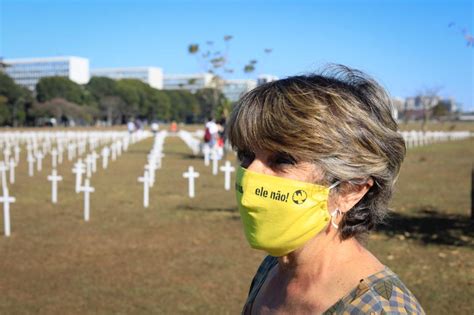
91 67 163 89
221 79 257 102
163 73 215 92
405 96 441 111
4 56 90 91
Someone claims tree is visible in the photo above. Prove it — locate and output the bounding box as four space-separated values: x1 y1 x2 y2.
0 57 9 73
188 36 273 123
36 77 86 104
86 77 122 124
29 98 94 125
147 89 171 122
87 76 118 98
415 87 442 131
100 96 125 125
0 95 10 125
431 100 454 120
195 88 228 121
0 72 34 126
115 79 144 122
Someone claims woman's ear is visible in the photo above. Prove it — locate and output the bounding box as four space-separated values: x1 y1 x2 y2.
336 178 373 212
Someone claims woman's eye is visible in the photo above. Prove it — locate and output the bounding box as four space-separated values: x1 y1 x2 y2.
272 154 297 166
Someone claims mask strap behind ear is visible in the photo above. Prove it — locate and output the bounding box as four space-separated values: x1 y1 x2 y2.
329 181 340 190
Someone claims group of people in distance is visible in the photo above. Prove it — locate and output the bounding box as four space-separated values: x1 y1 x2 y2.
203 116 226 159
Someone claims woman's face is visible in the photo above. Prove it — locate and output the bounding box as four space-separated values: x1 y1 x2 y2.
239 148 338 209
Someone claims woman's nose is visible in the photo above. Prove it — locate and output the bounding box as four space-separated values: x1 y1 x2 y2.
247 157 275 176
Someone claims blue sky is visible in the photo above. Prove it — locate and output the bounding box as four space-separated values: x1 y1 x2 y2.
1 0 473 110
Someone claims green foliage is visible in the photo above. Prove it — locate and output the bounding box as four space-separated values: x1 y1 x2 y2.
0 95 10 125
0 73 230 126
0 72 34 126
87 76 118 99
188 44 199 54
30 98 95 125
36 77 86 104
243 64 255 73
195 88 228 121
432 101 450 118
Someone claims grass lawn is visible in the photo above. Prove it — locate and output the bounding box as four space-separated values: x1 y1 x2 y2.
0 129 472 314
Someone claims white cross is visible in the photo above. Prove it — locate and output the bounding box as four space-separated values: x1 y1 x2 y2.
203 145 210 166
42 141 48 153
26 144 33 158
155 152 164 169
211 150 219 175
79 179 95 222
85 155 93 178
3 148 11 163
220 161 236 191
72 159 85 193
14 146 20 164
47 169 63 204
51 149 58 168
138 170 152 208
0 188 15 237
183 166 199 198
9 158 16 184
116 141 123 156
111 144 117 161
27 154 35 177
90 151 98 173
144 163 156 187
101 147 110 169
58 147 63 164
0 162 8 190
36 152 44 171
79 141 86 155
68 144 75 161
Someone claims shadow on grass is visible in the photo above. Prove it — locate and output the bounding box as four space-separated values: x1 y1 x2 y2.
377 206 474 247
160 150 200 160
177 205 240 219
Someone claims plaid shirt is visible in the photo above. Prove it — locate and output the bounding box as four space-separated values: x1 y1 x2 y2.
243 256 425 314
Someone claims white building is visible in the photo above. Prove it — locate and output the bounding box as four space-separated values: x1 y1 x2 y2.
405 96 441 111
222 79 257 102
91 67 163 89
163 73 215 92
257 74 279 86
3 56 90 91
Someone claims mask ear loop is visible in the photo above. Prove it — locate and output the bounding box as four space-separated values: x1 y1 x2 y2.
330 208 341 229
328 181 341 229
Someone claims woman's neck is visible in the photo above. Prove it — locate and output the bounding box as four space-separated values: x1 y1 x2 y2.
277 230 367 281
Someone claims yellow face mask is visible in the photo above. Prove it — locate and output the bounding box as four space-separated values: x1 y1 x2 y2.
236 166 337 257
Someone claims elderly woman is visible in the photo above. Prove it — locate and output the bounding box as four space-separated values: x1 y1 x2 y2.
227 66 425 314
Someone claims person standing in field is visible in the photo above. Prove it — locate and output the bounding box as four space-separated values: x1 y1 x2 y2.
204 117 219 148
227 65 425 314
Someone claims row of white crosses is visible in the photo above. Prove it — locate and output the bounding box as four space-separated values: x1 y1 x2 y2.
177 130 200 155
70 132 149 220
400 130 472 149
202 145 223 175
176 130 236 197
0 130 152 236
137 131 167 208
181 160 236 198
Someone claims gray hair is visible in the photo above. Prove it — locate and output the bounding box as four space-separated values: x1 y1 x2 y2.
227 64 406 241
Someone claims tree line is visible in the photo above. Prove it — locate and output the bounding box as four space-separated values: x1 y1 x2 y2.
0 72 230 126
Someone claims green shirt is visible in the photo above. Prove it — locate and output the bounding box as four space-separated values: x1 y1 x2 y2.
242 256 425 314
